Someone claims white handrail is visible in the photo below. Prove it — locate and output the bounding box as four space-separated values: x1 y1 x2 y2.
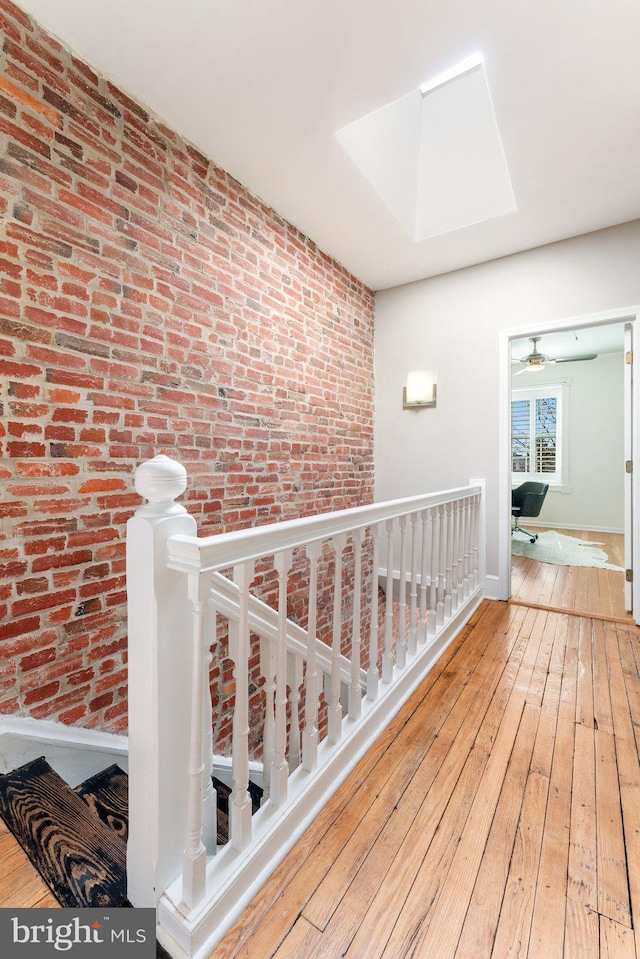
166 485 481 574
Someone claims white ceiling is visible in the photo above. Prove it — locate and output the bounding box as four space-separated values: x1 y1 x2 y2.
512 323 627 364
14 0 640 291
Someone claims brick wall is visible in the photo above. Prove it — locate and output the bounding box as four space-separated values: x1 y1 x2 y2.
0 0 375 736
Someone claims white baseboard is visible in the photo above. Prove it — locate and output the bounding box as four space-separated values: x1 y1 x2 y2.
0 716 128 787
524 521 624 535
482 574 501 601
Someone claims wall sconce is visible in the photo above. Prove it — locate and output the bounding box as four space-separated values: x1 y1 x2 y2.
403 370 437 409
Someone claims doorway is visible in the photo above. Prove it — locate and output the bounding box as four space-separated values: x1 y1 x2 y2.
499 308 640 625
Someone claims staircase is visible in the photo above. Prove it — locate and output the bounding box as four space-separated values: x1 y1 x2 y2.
0 757 262 916
0 757 128 909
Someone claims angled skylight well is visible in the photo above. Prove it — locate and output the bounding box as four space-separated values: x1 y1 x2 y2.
336 54 517 242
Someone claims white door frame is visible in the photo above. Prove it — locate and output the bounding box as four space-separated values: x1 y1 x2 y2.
624 322 634 611
498 306 640 625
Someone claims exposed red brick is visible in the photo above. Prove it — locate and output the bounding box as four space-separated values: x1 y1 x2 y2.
20 647 56 672
15 461 80 477
48 387 82 403
0 698 20 715
16 576 49 595
0 4 375 744
78 477 126 494
59 703 88 724
31 549 93 573
12 588 75 617
8 420 43 438
0 560 28 579
24 680 61 706
0 615 41 641
46 605 75 624
67 667 95 686
7 440 46 457
23 535 66 555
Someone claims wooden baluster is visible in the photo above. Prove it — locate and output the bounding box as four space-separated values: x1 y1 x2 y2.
349 528 364 721
302 541 321 772
260 635 276 802
449 500 458 613
456 498 465 606
408 512 419 656
453 500 463 609
328 534 347 744
428 506 438 637
383 519 395 683
271 550 293 807
461 496 470 600
182 573 208 908
367 525 380 700
230 561 254 851
437 504 447 626
444 501 453 619
286 652 303 771
201 596 217 853
396 515 408 670
418 509 429 644
467 494 475 590
458 498 465 604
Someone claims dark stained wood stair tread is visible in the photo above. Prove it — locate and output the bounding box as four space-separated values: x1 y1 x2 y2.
74 763 128 842
0 756 127 908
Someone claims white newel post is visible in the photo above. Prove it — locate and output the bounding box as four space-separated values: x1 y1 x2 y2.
126 455 197 907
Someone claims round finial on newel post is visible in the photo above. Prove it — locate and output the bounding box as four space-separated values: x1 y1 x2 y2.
134 454 187 513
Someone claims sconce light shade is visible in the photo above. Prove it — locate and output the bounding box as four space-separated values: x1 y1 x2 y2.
403 369 437 408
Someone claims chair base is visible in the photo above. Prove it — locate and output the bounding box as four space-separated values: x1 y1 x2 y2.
512 524 538 544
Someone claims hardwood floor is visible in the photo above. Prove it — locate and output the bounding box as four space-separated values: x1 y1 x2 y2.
510 527 631 622
213 599 640 959
2 533 639 959
0 817 58 908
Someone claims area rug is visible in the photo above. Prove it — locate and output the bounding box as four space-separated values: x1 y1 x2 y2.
511 529 624 571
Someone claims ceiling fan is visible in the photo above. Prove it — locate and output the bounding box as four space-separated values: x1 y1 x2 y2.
512 336 598 374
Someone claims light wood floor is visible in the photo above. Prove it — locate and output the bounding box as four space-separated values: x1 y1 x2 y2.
213 599 640 959
511 527 630 621
0 817 58 908
2 538 640 959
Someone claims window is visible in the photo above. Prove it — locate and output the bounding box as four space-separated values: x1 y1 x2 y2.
511 383 568 490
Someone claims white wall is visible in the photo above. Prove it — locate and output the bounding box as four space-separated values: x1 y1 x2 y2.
512 352 624 531
374 219 640 579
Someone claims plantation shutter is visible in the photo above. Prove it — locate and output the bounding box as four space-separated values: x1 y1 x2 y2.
535 395 557 473
511 384 565 488
511 398 531 473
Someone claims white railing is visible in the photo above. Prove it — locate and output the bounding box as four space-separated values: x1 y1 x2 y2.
125 455 485 958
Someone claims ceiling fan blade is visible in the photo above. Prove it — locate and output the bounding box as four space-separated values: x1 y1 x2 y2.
554 353 598 363
513 366 530 375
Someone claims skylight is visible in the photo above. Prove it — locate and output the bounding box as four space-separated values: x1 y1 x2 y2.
336 56 517 241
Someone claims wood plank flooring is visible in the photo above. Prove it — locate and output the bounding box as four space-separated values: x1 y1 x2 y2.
1 526 639 959
0 816 58 908
510 528 630 621
213 598 640 959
